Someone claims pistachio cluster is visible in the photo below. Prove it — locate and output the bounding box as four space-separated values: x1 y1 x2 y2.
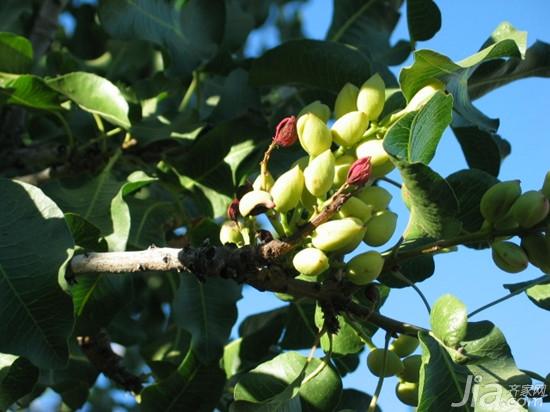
219 73 400 287
366 334 421 407
480 174 550 273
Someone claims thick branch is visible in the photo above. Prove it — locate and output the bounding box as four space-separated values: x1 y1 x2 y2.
77 330 143 393
71 248 184 274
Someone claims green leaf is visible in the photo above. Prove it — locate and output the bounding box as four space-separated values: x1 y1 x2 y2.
64 213 108 252
141 350 226 412
336 388 380 412
127 197 175 249
400 22 526 132
72 273 133 335
173 275 242 364
314 305 363 356
394 160 461 239
384 91 453 164
140 327 191 379
451 117 509 177
460 321 529 411
224 307 287 378
417 332 472 411
379 253 435 287
222 0 255 52
98 0 225 76
0 0 33 34
407 0 441 42
0 32 33 73
327 0 409 75
446 169 499 233
504 277 550 311
46 72 130 129
168 115 267 217
280 302 317 350
39 342 99 411
469 40 550 100
0 354 39 411
234 352 342 412
250 39 371 93
43 162 155 251
0 74 60 110
0 179 74 369
430 294 468 347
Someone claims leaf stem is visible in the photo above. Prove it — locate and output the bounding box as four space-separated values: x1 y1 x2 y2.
468 275 549 317
178 72 199 112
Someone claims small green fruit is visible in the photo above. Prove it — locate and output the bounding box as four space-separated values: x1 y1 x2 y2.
333 155 355 188
357 73 385 121
338 196 373 223
312 217 366 253
510 190 549 228
304 150 335 198
542 171 550 199
219 221 243 246
396 381 419 407
252 172 274 192
367 348 404 377
238 190 274 217
364 211 398 246
398 355 422 383
291 155 310 171
356 185 392 211
298 100 331 123
389 334 419 358
345 251 384 285
297 113 332 156
491 241 529 273
355 139 395 178
405 80 445 113
292 248 330 276
331 111 369 147
480 180 521 224
271 166 304 213
334 82 359 119
521 234 550 273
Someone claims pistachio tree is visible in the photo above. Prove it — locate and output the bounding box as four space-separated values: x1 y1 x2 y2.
1 1 550 411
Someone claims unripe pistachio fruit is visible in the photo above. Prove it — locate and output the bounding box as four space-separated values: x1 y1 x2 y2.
338 196 373 222
297 113 332 156
271 166 304 213
312 217 366 253
357 73 385 121
389 334 419 358
396 381 419 407
405 80 445 113
334 82 359 119
480 180 521 224
363 211 398 246
292 247 330 276
542 171 550 199
355 139 395 178
491 241 529 273
252 172 274 192
356 186 392 211
521 234 550 273
333 155 355 187
219 221 243 246
510 190 549 228
298 100 331 123
238 190 275 217
345 251 384 285
398 355 422 383
304 150 335 198
331 111 369 147
367 348 404 377
291 155 309 171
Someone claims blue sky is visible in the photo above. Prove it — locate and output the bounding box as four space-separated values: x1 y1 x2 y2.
239 1 550 411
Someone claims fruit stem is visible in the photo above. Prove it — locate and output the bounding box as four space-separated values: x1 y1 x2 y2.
259 141 277 191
